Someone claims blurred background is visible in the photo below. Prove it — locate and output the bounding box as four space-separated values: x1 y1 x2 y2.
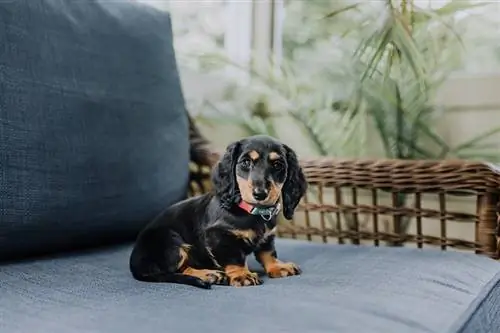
140 0 500 164
136 0 500 245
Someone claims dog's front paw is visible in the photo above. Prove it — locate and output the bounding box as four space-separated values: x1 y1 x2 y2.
266 261 301 278
182 268 228 285
224 265 263 287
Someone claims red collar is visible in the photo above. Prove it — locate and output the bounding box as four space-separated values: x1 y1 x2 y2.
237 201 281 220
238 201 257 214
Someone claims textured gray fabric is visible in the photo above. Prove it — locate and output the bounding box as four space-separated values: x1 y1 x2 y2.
0 0 189 260
452 274 500 333
1 239 499 333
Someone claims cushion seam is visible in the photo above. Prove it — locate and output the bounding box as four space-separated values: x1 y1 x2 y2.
448 269 500 333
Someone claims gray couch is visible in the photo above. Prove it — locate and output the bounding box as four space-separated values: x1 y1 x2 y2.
1 1 500 332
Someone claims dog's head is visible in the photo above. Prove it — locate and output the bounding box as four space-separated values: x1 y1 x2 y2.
212 135 307 220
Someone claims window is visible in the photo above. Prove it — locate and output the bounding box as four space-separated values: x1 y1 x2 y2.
280 0 500 75
137 0 260 116
138 1 232 72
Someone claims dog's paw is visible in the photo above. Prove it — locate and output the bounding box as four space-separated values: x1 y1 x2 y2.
225 265 263 287
205 270 229 285
183 268 228 285
266 261 301 278
229 271 263 287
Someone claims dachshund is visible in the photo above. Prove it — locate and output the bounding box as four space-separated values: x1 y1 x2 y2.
129 134 307 289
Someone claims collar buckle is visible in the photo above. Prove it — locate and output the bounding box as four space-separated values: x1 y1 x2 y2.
261 213 273 221
257 203 281 221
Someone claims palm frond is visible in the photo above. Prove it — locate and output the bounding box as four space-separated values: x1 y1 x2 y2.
323 3 361 19
449 127 500 154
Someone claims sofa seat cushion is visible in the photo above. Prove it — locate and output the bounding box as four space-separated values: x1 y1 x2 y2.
1 239 499 333
0 0 189 260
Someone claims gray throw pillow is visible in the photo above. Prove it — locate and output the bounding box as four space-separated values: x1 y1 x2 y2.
0 0 190 260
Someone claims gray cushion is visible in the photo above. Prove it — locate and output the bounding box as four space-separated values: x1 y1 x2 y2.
1 239 499 333
0 0 189 260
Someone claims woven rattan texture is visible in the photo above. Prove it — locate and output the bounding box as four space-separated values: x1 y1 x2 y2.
187 117 500 259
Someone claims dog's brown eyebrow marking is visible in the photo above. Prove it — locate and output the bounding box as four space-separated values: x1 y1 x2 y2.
269 152 280 160
248 150 260 160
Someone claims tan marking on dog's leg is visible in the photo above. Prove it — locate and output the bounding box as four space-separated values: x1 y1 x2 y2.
229 229 257 243
177 244 192 270
257 251 301 278
182 267 226 284
263 226 277 239
224 264 262 287
205 246 221 269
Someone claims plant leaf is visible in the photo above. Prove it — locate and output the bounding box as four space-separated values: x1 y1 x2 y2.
450 126 500 153
434 0 491 17
323 3 360 19
412 6 467 49
391 15 429 94
359 19 394 81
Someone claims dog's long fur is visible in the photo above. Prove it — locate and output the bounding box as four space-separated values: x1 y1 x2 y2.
129 135 307 289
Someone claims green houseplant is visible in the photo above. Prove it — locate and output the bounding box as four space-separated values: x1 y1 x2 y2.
192 0 500 244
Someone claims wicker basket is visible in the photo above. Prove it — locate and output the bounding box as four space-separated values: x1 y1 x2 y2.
187 114 500 260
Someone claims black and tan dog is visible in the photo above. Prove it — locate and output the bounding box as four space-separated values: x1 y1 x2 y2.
129 135 307 289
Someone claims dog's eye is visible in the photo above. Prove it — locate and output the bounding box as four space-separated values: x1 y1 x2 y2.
240 159 252 169
273 161 284 170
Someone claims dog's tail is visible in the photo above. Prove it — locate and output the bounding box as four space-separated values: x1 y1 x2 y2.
132 271 212 289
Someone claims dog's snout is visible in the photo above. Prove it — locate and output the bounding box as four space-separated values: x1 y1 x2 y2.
252 188 268 201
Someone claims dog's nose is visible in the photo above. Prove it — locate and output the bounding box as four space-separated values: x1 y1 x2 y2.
252 189 268 201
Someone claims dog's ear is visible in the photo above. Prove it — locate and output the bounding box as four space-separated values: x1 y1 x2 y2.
281 144 307 220
212 140 241 209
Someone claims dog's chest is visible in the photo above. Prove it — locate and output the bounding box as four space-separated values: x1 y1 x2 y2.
233 222 277 253
254 223 276 244
260 223 277 241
